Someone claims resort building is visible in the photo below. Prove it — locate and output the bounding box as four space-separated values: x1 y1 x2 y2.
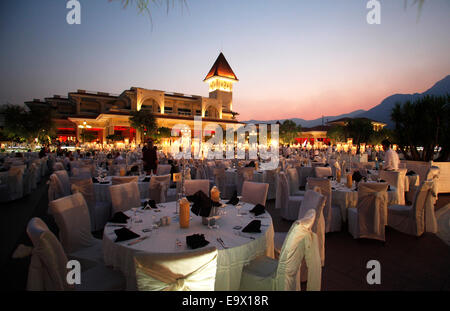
24 53 244 144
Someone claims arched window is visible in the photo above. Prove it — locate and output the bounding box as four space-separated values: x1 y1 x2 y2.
141 98 160 113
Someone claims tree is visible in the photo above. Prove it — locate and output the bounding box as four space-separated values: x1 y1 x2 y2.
0 104 54 144
391 95 449 161
129 109 158 142
279 120 301 145
327 125 346 143
345 118 374 153
368 127 393 146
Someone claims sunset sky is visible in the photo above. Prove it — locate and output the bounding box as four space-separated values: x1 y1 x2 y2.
1 0 449 121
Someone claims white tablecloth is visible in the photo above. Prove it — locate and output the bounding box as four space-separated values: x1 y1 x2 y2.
102 201 274 290
331 181 398 222
93 176 150 203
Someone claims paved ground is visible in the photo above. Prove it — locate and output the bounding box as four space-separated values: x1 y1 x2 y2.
1 177 449 291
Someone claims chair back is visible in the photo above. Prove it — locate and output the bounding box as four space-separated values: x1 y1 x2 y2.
314 167 332 179
134 247 218 291
286 168 300 195
109 182 141 214
54 170 71 196
275 172 289 210
241 181 269 206
411 180 433 236
149 174 170 203
213 167 226 194
157 164 172 176
276 209 321 291
236 167 255 196
306 177 332 232
26 218 72 291
184 179 210 197
49 192 95 253
356 182 388 241
112 176 139 185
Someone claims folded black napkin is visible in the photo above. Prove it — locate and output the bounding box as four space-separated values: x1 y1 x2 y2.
406 170 416 176
142 199 157 209
367 170 371 174
245 161 256 167
250 204 265 216
190 190 216 217
242 220 261 233
352 171 363 183
142 177 151 182
226 191 239 205
186 234 209 249
114 227 140 242
92 177 99 183
110 211 130 224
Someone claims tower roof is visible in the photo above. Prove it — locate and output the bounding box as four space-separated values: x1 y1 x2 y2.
204 53 238 82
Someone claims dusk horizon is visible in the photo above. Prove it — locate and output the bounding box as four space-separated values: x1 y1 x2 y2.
1 0 450 121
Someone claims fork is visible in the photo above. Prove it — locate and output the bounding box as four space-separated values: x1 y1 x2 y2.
216 238 228 249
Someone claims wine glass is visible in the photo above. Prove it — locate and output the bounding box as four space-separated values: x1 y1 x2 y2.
235 202 243 217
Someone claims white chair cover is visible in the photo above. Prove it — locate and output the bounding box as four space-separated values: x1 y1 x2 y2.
239 209 321 291
149 174 170 203
49 192 98 254
380 170 406 205
109 182 141 214
314 167 332 179
236 167 255 196
263 169 278 200
72 167 92 179
7 166 24 201
297 190 326 266
388 180 434 236
112 176 139 185
157 164 172 176
348 182 388 241
134 247 218 291
276 172 304 221
54 170 71 197
241 181 269 206
184 179 210 197
286 168 301 195
306 177 334 233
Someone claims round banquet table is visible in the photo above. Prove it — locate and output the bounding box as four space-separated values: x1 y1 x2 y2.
102 201 274 291
93 176 151 202
331 180 398 222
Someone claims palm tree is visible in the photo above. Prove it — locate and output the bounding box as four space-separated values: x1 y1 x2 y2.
111 0 187 21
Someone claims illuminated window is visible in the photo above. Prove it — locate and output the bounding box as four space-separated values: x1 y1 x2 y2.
178 108 191 116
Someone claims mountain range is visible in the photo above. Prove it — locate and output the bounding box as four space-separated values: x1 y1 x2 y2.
244 74 450 129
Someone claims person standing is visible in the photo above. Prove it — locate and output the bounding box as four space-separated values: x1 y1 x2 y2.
381 139 399 171
143 140 158 175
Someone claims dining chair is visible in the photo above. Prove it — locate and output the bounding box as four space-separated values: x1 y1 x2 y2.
184 179 210 197
276 172 304 221
314 166 332 179
213 167 236 199
111 176 139 185
347 182 389 242
49 192 104 265
54 170 72 197
26 217 125 291
109 181 141 214
156 164 172 176
286 168 303 196
71 179 111 231
241 181 269 206
149 174 170 203
275 190 326 266
388 180 434 237
236 167 255 196
379 170 406 205
239 209 321 291
134 246 218 291
306 177 342 233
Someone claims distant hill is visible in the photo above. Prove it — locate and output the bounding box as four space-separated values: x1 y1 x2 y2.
356 75 450 128
244 109 366 128
244 75 450 129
